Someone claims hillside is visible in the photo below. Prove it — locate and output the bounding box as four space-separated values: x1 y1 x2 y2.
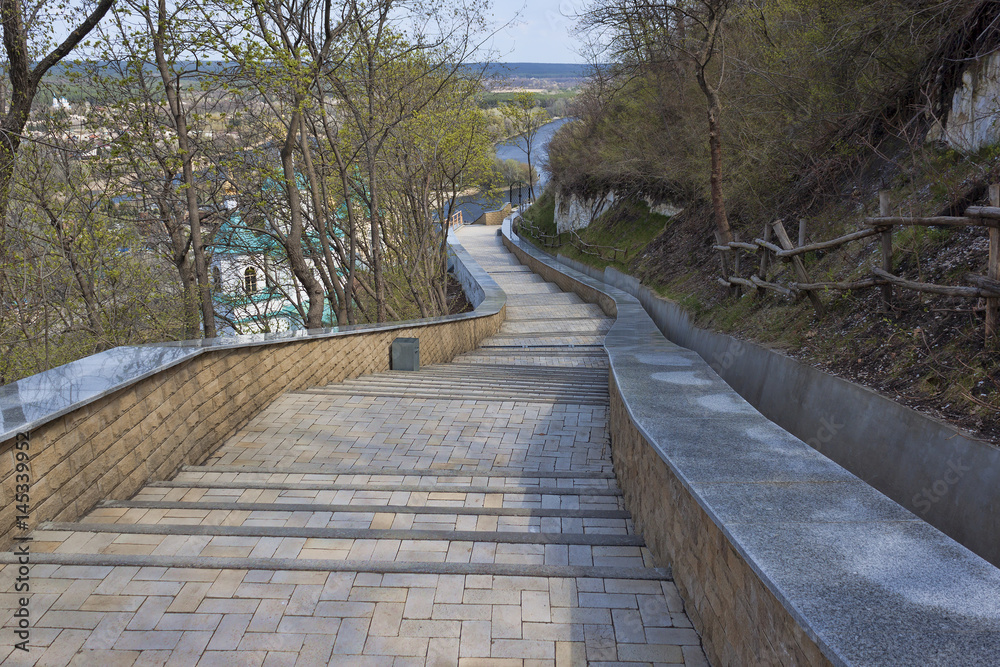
529 0 1000 442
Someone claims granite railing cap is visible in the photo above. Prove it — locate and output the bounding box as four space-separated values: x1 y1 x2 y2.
0 240 504 443
500 218 1000 667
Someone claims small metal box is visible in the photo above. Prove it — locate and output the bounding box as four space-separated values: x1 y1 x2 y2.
391 337 420 371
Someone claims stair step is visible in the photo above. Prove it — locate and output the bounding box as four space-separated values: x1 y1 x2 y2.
42 523 645 546
322 387 608 402
344 379 606 392
0 551 670 579
504 316 607 323
30 528 654 569
336 376 608 392
501 320 611 331
130 489 625 513
491 274 546 283
501 285 563 294
479 343 605 349
182 464 616 478
170 473 617 492
342 367 606 382
407 363 608 379
99 500 632 519
83 505 633 535
145 481 623 495
298 389 609 405
212 455 613 474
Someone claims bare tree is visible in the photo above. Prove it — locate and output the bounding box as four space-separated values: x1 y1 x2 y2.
501 92 548 201
0 0 114 220
580 0 735 246
91 0 227 338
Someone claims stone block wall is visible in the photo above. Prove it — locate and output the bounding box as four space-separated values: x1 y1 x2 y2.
474 203 512 226
0 310 503 549
609 379 831 667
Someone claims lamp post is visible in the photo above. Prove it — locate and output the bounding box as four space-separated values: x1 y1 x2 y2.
509 180 524 210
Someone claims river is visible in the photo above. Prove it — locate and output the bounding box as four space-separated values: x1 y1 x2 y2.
451 117 573 223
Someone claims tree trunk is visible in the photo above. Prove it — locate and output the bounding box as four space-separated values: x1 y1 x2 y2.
367 158 388 322
151 0 215 337
698 72 732 246
298 114 348 325
281 110 327 328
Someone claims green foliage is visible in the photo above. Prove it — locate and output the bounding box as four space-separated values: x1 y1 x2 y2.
522 190 557 235
522 196 669 273
550 0 979 223
480 90 577 116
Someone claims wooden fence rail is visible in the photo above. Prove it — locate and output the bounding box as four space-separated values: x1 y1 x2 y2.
715 187 1000 344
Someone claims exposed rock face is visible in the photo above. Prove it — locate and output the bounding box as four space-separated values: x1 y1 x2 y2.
554 190 682 232
931 51 1000 152
554 190 616 233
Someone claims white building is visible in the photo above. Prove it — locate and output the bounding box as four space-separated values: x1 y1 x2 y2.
210 210 305 335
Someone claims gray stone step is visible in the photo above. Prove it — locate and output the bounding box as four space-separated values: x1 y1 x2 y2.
88 501 635 535
337 373 608 391
28 526 655 571
299 388 609 405
329 378 608 397
99 500 632 519
168 472 617 492
146 481 624 495
502 283 564 294
0 551 670 579
181 464 616 478
40 523 644 546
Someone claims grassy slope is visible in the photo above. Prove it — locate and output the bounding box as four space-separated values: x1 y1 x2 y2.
521 192 672 274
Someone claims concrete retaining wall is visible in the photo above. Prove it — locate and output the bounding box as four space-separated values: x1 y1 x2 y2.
597 266 1000 568
608 380 831 666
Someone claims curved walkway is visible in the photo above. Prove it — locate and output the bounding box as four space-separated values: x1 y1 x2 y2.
1 225 707 666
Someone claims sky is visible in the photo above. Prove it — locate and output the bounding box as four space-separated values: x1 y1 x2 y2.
487 0 588 64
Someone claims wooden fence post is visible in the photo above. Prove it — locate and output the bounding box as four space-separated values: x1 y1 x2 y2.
715 232 731 281
733 231 742 277
798 219 807 247
772 220 824 316
988 184 1000 343
879 190 893 312
757 222 772 296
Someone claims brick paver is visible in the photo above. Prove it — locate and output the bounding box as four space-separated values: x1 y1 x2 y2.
0 225 708 665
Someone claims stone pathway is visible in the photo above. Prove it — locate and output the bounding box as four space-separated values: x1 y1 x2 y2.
1 225 708 665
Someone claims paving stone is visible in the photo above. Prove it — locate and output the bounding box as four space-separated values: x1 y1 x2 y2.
427 636 460 666
403 587 436 620
205 613 253 651
332 616 370 655
114 630 184 650
459 620 492 658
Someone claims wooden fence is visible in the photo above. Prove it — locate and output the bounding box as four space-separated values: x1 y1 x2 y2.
714 187 1000 343
516 218 629 263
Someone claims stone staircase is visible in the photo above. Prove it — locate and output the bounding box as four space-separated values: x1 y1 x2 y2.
0 226 708 666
